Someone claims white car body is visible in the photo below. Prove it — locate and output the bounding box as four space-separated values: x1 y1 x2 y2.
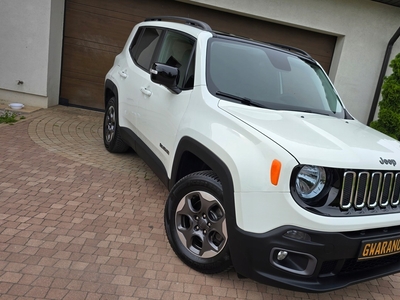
104 17 400 292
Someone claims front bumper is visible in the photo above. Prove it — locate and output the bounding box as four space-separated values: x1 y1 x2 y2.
228 224 400 292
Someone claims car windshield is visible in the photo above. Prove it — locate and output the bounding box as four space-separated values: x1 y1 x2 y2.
206 38 345 118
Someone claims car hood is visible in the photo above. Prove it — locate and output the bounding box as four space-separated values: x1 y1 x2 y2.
219 101 400 169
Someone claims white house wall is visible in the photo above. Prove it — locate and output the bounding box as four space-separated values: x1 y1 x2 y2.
179 0 400 123
0 0 64 108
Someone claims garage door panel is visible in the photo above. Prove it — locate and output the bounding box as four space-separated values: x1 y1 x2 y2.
62 39 115 80
68 0 181 20
63 37 121 55
67 0 141 21
61 0 336 109
61 76 103 110
65 6 135 48
62 70 102 85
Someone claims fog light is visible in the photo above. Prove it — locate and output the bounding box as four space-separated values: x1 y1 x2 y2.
277 250 288 261
271 248 317 276
283 230 311 242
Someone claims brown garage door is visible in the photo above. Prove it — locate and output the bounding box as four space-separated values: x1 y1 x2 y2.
60 0 336 109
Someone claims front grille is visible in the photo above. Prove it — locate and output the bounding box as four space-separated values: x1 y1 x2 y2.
340 171 400 211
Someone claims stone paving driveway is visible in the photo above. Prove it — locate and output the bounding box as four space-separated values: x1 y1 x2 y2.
0 106 400 300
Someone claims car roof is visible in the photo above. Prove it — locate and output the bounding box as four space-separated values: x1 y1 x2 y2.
143 16 314 61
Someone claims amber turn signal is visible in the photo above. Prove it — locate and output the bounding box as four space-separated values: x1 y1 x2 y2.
270 159 282 186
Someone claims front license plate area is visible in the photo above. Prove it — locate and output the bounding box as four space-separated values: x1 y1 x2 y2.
358 235 400 261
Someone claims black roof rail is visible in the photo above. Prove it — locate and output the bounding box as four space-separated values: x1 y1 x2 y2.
144 16 212 31
267 42 312 58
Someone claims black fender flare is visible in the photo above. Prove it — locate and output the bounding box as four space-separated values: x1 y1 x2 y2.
104 79 119 108
170 136 236 222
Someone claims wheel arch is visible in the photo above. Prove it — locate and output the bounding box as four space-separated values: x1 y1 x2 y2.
104 79 118 109
170 137 235 218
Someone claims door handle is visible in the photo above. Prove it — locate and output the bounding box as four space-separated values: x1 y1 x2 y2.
140 87 152 97
119 70 127 78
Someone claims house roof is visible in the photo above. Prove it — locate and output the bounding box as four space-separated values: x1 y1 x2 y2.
373 0 400 7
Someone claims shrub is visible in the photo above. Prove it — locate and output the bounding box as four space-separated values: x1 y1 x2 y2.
370 52 400 139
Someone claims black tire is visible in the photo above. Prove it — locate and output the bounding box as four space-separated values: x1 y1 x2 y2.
165 170 232 274
103 97 129 153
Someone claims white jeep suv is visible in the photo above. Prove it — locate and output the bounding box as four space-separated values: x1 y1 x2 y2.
104 16 400 292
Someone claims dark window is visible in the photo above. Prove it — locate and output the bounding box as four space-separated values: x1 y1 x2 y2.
130 27 162 71
206 38 345 118
156 31 195 89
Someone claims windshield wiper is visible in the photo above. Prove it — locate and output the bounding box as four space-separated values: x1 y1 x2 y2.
294 109 329 116
216 91 267 108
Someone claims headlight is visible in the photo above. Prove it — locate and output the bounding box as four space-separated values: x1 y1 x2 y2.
295 165 326 199
291 165 340 211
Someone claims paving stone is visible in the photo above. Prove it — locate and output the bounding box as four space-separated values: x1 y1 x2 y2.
0 106 400 299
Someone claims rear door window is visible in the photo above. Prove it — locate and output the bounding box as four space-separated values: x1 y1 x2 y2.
130 27 163 71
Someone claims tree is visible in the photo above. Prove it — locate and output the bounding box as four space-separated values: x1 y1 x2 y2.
370 52 400 139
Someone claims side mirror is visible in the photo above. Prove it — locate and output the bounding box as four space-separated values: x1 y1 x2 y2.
150 63 181 94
